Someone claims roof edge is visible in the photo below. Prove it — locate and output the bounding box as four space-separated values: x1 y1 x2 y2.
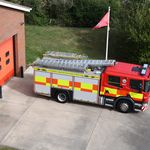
0 0 32 12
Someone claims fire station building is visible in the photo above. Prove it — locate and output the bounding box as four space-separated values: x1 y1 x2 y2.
0 1 31 97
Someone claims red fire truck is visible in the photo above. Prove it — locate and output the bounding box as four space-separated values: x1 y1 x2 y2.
33 56 150 113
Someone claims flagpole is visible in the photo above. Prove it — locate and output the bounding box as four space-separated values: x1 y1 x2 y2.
105 6 110 60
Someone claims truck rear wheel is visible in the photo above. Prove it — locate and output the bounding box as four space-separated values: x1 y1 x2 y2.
56 91 68 103
116 99 133 113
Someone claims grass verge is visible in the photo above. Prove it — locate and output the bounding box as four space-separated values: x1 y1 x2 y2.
26 25 118 64
0 146 17 150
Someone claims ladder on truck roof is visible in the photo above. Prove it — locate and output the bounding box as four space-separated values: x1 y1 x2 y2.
34 58 116 72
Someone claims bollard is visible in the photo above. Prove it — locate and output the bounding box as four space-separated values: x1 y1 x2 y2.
20 66 24 78
0 86 2 98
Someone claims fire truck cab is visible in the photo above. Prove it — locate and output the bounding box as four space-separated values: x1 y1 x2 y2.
100 62 150 112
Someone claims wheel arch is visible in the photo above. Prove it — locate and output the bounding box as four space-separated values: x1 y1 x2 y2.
51 88 73 101
114 96 134 108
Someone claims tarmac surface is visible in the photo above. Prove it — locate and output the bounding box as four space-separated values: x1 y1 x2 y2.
0 67 150 150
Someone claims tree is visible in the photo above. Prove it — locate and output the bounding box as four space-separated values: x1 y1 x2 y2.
114 0 150 64
7 0 49 25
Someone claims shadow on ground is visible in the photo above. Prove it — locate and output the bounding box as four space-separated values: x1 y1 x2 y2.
7 74 35 98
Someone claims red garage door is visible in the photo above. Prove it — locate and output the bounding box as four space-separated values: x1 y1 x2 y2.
0 37 14 86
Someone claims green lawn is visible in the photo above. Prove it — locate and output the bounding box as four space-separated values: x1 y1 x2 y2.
25 25 118 64
0 146 17 150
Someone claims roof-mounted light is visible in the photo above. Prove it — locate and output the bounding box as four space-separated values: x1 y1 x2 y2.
141 64 149 76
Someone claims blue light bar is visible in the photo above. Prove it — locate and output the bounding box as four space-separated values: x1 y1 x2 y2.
141 64 149 75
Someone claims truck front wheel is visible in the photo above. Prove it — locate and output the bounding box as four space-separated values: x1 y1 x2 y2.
116 99 133 113
56 91 68 103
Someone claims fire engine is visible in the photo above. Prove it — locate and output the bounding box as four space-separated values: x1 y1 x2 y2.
33 53 150 113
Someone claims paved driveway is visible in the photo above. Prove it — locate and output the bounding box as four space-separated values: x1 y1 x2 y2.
0 67 150 150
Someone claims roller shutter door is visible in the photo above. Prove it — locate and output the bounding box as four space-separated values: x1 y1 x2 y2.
0 37 14 86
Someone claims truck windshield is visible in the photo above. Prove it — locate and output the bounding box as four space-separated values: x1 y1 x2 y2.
144 81 150 92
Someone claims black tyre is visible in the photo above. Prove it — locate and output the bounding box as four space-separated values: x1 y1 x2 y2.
116 99 133 113
56 91 68 103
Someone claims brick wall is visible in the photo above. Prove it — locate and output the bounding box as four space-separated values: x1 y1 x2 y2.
0 6 26 77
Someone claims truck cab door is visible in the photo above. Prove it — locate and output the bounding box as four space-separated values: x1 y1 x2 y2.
128 79 144 102
100 74 121 97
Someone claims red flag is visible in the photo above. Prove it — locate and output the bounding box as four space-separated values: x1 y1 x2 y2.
93 12 109 30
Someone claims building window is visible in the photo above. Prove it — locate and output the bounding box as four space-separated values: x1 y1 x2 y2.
6 59 10 65
130 79 142 91
108 76 121 87
5 51 10 57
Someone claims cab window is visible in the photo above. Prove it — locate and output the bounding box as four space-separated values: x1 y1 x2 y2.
144 81 150 92
108 76 121 87
130 79 142 91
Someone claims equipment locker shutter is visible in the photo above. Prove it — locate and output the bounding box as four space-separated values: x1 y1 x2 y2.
0 37 14 86
73 77 99 103
34 70 51 96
